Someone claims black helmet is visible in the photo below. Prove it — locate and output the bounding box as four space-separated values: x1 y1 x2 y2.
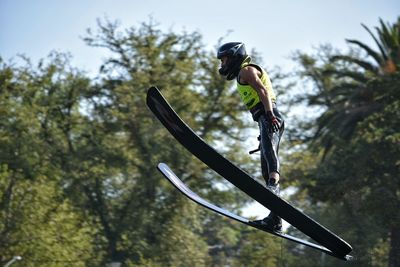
217 42 248 80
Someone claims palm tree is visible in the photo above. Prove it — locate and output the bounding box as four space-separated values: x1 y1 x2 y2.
297 17 400 267
304 17 400 153
333 17 399 75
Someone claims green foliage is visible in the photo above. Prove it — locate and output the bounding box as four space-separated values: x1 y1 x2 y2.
1 17 260 266
3 14 399 267
0 55 98 265
81 18 254 265
0 18 243 267
234 229 283 267
285 17 400 266
0 167 96 266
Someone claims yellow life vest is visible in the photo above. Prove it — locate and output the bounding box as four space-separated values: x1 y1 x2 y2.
236 60 276 110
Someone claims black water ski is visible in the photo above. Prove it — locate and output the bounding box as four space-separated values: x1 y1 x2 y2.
147 86 352 257
157 163 352 261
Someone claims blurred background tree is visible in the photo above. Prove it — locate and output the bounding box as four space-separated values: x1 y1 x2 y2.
283 17 399 267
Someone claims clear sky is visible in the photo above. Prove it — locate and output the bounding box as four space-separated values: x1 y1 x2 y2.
1 0 399 75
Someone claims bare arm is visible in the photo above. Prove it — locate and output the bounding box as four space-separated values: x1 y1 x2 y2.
239 66 274 114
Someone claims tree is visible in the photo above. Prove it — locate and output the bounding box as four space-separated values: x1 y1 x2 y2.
76 18 259 266
0 55 97 266
286 17 400 266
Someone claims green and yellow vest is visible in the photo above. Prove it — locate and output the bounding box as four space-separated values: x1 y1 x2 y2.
236 60 276 110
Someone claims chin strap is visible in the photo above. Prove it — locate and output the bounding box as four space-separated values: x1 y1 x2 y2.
240 56 252 68
227 56 252 80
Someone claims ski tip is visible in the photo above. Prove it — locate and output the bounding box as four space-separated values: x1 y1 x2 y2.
147 86 160 95
157 163 176 179
146 86 160 105
157 162 167 171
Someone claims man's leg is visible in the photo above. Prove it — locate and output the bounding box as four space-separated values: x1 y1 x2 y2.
251 113 284 232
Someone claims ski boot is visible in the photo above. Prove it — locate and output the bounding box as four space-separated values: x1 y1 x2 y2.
250 178 282 232
267 177 280 195
251 212 282 233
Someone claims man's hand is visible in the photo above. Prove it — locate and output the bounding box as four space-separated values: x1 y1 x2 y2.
266 111 280 132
